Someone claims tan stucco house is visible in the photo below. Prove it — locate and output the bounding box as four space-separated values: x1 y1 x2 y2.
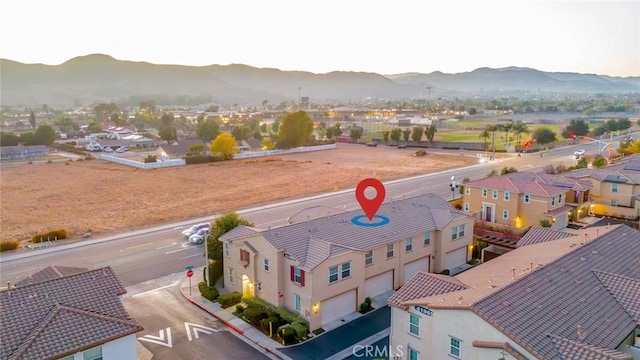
463 172 592 230
219 193 474 331
388 224 640 360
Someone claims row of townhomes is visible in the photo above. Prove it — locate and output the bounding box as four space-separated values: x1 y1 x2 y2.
220 193 475 331
1 266 143 360
388 224 640 360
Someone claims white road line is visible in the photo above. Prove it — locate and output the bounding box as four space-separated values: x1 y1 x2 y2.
132 283 177 297
156 242 177 250
178 253 201 260
165 247 190 255
126 242 152 250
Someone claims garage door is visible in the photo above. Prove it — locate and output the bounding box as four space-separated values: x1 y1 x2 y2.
446 247 467 270
364 271 393 298
321 290 357 327
403 257 430 283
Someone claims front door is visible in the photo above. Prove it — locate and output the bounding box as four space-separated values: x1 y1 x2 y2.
484 204 494 222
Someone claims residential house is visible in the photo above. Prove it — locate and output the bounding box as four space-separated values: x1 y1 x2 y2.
1 266 143 360
238 138 262 152
568 154 640 220
0 144 48 160
388 224 639 360
219 193 475 331
155 139 208 160
462 172 592 230
13 265 89 287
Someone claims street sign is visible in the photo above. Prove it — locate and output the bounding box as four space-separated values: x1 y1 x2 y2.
185 265 194 270
186 269 194 278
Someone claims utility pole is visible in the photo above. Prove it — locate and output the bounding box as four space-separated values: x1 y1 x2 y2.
298 86 301 110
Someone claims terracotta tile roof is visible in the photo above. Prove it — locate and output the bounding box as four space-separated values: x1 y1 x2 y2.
548 335 633 360
472 225 640 360
506 172 593 191
0 267 143 360
593 270 640 323
516 226 574 247
387 272 467 310
466 176 567 196
14 265 89 287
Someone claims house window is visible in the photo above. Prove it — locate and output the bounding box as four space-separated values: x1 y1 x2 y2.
257 282 263 292
386 244 394 258
464 203 469 212
612 183 618 193
551 196 556 206
229 267 234 284
452 224 465 240
290 266 305 286
341 262 351 278
482 188 487 197
611 199 618 206
449 337 461 358
83 346 103 360
503 210 509 219
492 189 498 199
504 191 510 201
558 193 563 203
408 348 419 360
329 265 339 283
524 194 530 203
458 224 465 237
423 232 431 246
405 238 413 252
240 249 250 265
365 250 373 266
465 186 470 195
224 242 230 257
409 313 420 336
295 294 301 312
263 259 270 272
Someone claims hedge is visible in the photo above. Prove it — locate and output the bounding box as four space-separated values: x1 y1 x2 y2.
203 261 223 286
198 281 220 301
185 154 220 164
243 306 268 325
217 291 242 308
31 229 67 243
0 240 20 252
242 296 308 339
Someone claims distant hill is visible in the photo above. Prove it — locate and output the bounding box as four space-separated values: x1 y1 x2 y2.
1 54 638 107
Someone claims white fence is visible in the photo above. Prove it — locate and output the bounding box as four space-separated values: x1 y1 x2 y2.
233 144 336 159
98 154 185 169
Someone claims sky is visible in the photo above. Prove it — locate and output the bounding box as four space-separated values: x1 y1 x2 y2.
1 0 639 77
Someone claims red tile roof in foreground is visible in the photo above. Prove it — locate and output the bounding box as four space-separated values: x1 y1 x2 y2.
0 266 143 360
387 272 467 310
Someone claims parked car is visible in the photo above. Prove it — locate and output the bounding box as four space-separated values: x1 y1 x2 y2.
116 146 129 153
103 147 113 153
366 142 378 147
397 144 407 149
574 149 586 157
188 228 210 244
182 223 210 238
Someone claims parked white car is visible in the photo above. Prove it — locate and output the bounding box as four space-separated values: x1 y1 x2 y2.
574 149 586 157
188 228 210 244
116 146 128 153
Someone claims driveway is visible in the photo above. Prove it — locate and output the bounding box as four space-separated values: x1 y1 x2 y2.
278 306 391 360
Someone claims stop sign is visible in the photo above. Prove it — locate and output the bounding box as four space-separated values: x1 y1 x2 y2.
186 269 194 278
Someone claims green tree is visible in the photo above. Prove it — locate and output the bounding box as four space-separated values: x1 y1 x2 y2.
485 124 499 155
390 128 402 143
618 140 640 155
231 125 252 141
197 119 220 142
158 125 177 143
29 110 36 130
316 122 327 139
561 119 589 138
591 156 608 168
532 127 557 145
189 144 206 153
0 132 20 146
349 128 363 143
55 116 80 134
33 125 56 145
467 107 477 115
277 111 314 149
210 133 237 160
382 131 390 144
160 112 175 127
331 123 343 137
175 115 197 139
402 129 411 142
87 123 103 133
425 124 437 143
500 122 513 149
207 212 253 261
512 120 529 145
411 127 424 143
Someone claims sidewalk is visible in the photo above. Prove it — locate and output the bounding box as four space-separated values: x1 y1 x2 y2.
178 267 292 360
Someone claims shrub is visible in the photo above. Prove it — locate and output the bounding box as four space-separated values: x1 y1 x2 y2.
440 269 450 275
203 261 223 286
592 156 608 168
144 155 157 163
467 258 479 265
290 321 308 340
185 154 220 164
539 219 552 228
198 281 220 301
243 306 268 325
260 315 280 333
235 305 245 316
414 149 427 157
31 229 67 243
279 326 297 345
0 240 20 252
500 166 518 175
217 291 242 308
364 297 372 306
487 169 499 177
359 302 371 313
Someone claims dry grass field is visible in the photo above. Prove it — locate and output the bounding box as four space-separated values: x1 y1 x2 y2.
0 144 476 241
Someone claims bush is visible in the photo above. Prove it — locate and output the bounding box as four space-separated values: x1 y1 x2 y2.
31 229 67 243
0 240 20 252
242 296 308 340
290 321 308 340
198 281 220 301
279 326 297 345
440 269 450 275
260 315 280 333
467 258 479 265
144 155 157 163
359 302 371 313
217 291 242 308
592 156 608 168
364 297 372 306
203 261 223 286
243 306 268 325
235 305 245 316
539 219 552 228
185 154 220 164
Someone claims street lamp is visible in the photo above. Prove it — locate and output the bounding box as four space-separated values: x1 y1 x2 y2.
205 235 210 287
298 86 301 110
449 176 459 200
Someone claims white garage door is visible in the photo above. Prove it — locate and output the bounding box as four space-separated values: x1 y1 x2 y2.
364 271 394 298
403 257 430 283
446 247 467 270
321 290 357 327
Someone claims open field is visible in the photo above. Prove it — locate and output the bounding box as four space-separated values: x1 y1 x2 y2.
0 145 477 242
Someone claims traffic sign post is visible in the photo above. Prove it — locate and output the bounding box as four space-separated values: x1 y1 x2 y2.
186 266 194 295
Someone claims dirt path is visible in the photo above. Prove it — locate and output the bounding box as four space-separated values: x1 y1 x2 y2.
0 144 477 241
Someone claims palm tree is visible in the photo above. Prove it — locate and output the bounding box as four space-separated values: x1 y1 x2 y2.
501 122 513 150
512 120 529 146
485 124 499 159
479 128 490 151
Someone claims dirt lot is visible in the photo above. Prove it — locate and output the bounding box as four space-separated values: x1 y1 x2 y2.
0 144 477 241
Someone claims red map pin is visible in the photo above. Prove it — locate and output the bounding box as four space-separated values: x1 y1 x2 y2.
356 178 386 220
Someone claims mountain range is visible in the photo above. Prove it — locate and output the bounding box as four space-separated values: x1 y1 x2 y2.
1 54 638 107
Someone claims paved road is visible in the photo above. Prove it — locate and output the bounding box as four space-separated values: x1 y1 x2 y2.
125 273 270 360
0 141 602 287
279 306 391 360
343 336 390 360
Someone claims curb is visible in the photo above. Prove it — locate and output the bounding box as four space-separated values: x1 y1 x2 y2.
178 285 245 335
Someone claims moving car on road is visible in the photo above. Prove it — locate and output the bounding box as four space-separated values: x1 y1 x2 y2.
574 149 586 157
182 223 210 238
188 228 210 244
